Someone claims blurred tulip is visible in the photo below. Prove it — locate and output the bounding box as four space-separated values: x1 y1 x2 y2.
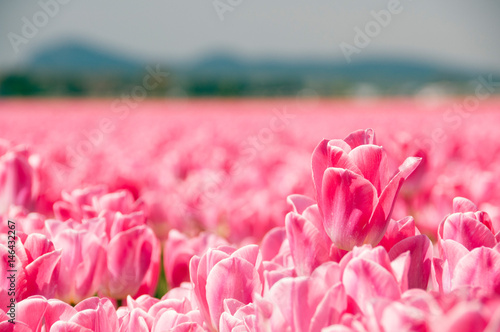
164 229 228 288
45 218 107 304
190 245 263 330
102 224 160 300
0 143 35 214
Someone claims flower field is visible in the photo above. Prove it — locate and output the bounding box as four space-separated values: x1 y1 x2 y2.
1 98 500 331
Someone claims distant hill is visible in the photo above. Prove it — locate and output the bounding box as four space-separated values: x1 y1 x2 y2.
182 54 480 85
2 40 496 97
23 41 483 83
26 41 145 75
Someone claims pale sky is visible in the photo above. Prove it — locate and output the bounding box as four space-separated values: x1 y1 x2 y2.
1 0 499 72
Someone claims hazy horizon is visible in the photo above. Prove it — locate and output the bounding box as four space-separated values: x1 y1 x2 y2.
1 0 500 73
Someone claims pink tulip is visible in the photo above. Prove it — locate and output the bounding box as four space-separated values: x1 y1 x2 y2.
340 247 401 314
118 294 204 332
0 143 35 214
102 223 160 299
259 227 288 263
53 187 145 225
100 210 161 299
45 218 107 304
162 282 196 303
284 195 347 276
0 296 77 331
0 295 48 331
0 232 61 303
435 198 500 295
164 229 228 288
52 186 160 300
388 234 433 290
379 290 438 332
50 297 119 331
52 185 107 221
259 227 297 291
312 129 421 250
1 207 46 235
438 197 498 251
190 245 263 330
44 298 79 331
378 216 419 252
285 210 332 276
257 262 346 332
218 299 256 332
435 301 488 332
439 245 500 295
151 308 205 332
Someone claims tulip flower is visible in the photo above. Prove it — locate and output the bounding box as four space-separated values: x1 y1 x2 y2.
53 187 145 225
378 216 419 252
117 294 204 332
312 128 421 250
102 223 160 300
190 245 263 330
438 197 498 251
164 229 228 288
51 297 119 331
435 198 500 294
2 207 47 235
0 295 48 330
339 246 401 314
218 299 256 332
0 232 61 303
45 218 107 304
0 144 35 214
52 187 160 300
284 196 347 277
257 262 346 332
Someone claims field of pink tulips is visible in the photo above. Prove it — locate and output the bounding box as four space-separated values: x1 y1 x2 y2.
1 98 500 331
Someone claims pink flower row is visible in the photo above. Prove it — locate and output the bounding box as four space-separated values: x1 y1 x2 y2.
1 129 500 331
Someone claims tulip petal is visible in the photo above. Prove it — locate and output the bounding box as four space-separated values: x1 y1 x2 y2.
452 247 500 293
343 128 376 149
269 277 324 332
321 168 377 250
24 249 61 299
260 227 287 262
287 194 316 215
285 212 330 276
16 296 47 331
50 321 94 332
389 235 433 290
206 257 261 328
453 197 478 213
310 283 347 330
312 140 360 203
365 156 421 246
45 299 78 331
441 213 496 250
348 145 386 193
343 258 400 313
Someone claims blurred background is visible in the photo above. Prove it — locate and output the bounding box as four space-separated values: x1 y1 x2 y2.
1 0 499 98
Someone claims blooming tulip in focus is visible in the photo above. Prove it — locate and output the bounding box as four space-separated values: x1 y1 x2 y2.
311 129 421 250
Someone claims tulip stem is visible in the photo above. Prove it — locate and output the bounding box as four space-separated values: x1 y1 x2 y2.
155 247 169 298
